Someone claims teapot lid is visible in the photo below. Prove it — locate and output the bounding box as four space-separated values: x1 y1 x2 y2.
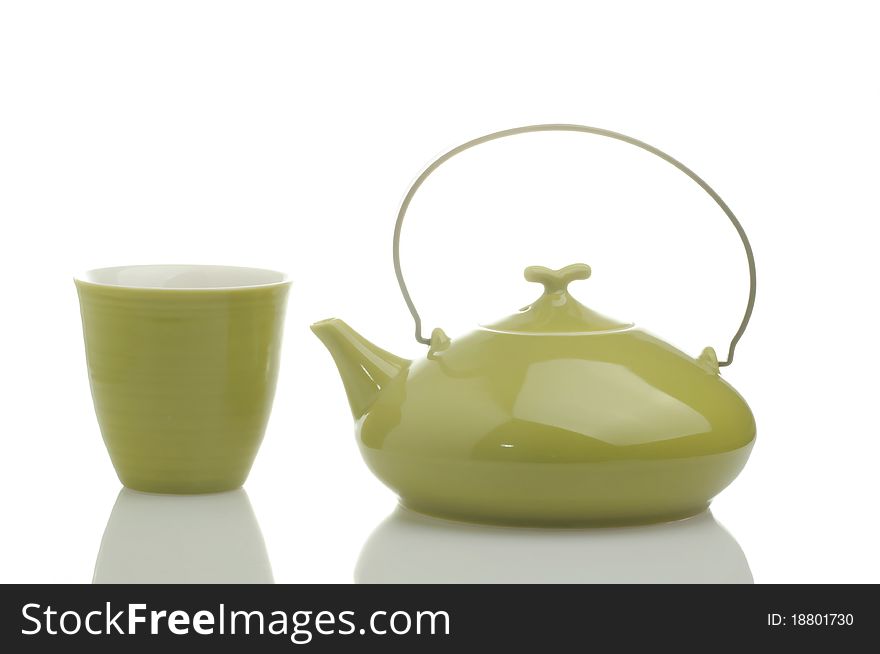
481 263 632 334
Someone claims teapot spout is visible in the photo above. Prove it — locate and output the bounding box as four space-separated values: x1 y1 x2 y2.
311 318 410 420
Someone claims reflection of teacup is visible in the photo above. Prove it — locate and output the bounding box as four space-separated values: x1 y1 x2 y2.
75 265 290 493
356 506 752 583
93 488 273 583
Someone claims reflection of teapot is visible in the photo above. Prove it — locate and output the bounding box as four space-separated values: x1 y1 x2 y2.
313 125 757 527
93 488 273 583
356 506 752 584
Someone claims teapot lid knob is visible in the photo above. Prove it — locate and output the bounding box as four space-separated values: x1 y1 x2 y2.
524 263 591 294
484 262 628 333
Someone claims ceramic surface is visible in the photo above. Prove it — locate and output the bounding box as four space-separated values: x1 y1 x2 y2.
313 264 755 526
76 265 290 494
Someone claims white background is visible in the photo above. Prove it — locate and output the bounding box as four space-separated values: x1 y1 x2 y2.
1 1 878 583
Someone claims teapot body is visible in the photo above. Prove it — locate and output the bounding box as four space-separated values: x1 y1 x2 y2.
319 123 762 526
357 327 755 527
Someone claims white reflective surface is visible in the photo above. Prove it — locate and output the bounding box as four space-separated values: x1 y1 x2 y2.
93 488 273 584
356 506 752 584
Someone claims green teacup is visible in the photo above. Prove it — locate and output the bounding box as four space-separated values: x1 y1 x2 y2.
75 265 291 494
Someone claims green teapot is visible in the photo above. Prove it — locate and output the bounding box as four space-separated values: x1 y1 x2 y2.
313 125 756 527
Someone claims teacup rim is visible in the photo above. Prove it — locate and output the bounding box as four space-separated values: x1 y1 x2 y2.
74 264 291 291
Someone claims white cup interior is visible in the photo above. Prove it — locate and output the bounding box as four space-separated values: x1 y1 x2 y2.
76 265 288 289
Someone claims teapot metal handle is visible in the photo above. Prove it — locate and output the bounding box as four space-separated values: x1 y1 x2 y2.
392 124 756 368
